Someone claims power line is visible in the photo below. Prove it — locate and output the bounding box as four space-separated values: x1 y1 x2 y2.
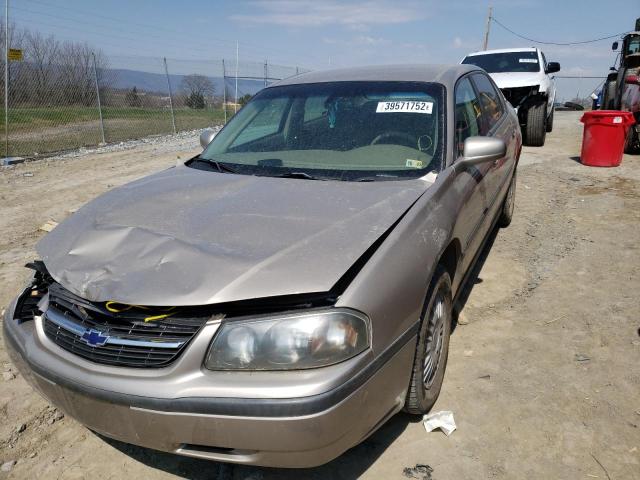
11 6 234 57
492 16 627 46
22 0 238 47
11 14 314 68
555 76 607 79
19 0 325 63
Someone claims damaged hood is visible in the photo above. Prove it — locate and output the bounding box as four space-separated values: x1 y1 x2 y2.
38 165 430 306
489 72 546 91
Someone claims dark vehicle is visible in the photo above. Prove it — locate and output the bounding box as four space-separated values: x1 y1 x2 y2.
5 64 521 468
563 101 585 111
602 18 640 152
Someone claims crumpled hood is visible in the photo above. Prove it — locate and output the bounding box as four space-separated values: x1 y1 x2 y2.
490 72 547 91
37 165 430 306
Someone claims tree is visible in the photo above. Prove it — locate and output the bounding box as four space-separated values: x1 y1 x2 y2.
238 94 252 106
185 91 205 109
181 74 214 109
56 41 111 106
23 31 60 104
0 20 26 105
126 86 142 107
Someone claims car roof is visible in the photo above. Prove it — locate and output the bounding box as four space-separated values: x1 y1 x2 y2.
269 64 481 90
465 47 539 57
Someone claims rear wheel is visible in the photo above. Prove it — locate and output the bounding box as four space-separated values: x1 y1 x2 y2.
404 266 452 414
624 125 639 154
498 170 517 227
525 102 547 146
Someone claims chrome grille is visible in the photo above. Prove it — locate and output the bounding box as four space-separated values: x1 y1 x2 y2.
42 283 206 368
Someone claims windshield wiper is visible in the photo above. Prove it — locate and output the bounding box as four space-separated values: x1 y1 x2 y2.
354 174 401 182
272 171 326 181
190 156 237 174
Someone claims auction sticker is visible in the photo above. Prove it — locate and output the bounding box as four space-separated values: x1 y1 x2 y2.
376 101 433 114
406 159 424 168
519 58 538 63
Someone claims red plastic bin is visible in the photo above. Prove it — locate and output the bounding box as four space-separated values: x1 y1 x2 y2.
579 110 635 167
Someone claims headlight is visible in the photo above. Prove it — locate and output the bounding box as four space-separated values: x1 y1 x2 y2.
204 309 370 371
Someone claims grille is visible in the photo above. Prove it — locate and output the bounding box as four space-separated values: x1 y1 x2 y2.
15 288 43 322
42 283 206 368
502 86 536 108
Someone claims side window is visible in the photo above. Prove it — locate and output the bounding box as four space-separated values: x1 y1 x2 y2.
454 77 483 158
472 73 505 133
230 97 289 148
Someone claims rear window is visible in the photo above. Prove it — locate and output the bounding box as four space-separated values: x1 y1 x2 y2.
462 51 540 73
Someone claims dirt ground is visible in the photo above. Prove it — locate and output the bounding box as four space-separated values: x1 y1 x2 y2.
0 111 638 479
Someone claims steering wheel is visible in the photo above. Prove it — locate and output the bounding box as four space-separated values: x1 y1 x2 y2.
370 131 416 148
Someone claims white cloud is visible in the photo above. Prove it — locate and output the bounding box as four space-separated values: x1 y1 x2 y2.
451 36 478 52
230 1 429 27
561 66 593 76
353 35 390 46
541 44 614 60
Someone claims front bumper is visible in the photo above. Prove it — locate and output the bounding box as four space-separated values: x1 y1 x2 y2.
3 301 415 468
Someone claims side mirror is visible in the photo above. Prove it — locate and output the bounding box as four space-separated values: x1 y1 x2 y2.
199 128 216 149
626 75 639 85
456 136 506 169
612 41 619 51
545 62 561 74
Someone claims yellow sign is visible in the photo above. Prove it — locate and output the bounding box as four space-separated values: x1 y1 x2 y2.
8 49 23 61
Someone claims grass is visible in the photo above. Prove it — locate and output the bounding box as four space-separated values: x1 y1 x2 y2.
0 106 228 157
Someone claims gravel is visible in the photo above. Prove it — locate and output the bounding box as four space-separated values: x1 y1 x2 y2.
29 125 223 163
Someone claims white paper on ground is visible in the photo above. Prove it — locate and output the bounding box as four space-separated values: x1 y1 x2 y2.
423 410 456 436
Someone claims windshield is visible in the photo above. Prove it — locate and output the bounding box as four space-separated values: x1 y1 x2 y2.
199 81 445 181
625 35 640 56
462 51 541 73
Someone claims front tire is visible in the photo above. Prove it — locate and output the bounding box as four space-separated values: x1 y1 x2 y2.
404 266 452 414
525 102 547 146
546 106 554 133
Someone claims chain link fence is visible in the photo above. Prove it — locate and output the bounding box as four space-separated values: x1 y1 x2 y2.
1 49 306 158
554 76 607 108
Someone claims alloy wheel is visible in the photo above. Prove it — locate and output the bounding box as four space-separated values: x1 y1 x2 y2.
423 292 446 388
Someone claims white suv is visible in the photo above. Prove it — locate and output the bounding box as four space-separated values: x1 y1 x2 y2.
461 47 560 146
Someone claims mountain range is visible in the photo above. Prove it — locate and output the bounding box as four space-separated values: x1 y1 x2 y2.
108 68 269 97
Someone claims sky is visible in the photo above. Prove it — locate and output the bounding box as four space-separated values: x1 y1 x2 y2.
9 0 639 100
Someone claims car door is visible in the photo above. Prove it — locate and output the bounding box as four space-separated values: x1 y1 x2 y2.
470 72 515 221
452 75 492 276
540 51 556 110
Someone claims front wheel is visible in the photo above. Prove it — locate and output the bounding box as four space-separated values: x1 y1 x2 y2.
404 266 452 414
546 107 554 133
525 102 547 146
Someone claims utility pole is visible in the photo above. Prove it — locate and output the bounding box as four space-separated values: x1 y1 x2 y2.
222 59 227 123
264 60 267 88
91 53 105 144
5 0 9 158
482 5 492 51
234 41 239 114
163 57 176 134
